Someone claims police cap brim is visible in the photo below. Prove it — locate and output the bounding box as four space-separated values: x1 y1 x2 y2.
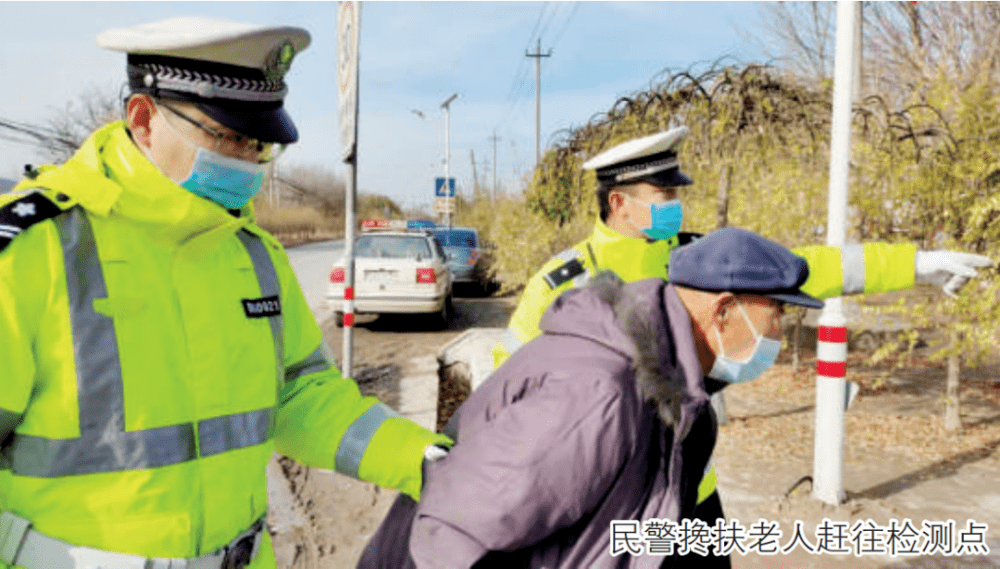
194 100 298 144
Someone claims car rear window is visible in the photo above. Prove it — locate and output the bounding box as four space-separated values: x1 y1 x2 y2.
356 235 432 259
432 229 478 248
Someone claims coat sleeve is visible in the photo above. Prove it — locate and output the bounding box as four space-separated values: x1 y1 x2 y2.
0 217 51 441
792 243 917 299
265 239 450 501
409 372 631 568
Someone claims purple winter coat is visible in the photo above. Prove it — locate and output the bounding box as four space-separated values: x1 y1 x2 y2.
362 274 717 569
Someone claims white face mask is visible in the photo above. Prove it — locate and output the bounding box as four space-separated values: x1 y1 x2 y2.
707 300 782 384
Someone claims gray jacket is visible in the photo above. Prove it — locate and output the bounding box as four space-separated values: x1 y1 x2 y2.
360 274 717 569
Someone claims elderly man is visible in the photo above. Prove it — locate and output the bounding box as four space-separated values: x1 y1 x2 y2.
490 127 993 545
362 227 830 568
0 17 448 569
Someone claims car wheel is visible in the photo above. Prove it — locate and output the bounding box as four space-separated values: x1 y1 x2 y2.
434 295 453 330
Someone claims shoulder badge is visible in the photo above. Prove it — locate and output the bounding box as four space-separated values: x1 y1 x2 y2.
677 232 704 246
0 191 66 253
544 257 585 289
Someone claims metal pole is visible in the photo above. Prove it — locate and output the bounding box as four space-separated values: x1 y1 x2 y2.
441 93 458 231
526 38 551 172
492 131 498 203
813 0 858 506
534 37 540 169
339 1 362 380
343 155 357 379
274 161 280 210
854 1 863 101
445 104 451 230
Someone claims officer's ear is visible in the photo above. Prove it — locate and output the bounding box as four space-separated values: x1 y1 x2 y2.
607 188 629 216
126 95 156 148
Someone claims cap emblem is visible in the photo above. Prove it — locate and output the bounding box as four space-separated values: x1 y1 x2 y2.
265 41 296 83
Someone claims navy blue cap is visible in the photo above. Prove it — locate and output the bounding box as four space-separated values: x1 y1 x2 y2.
668 227 824 309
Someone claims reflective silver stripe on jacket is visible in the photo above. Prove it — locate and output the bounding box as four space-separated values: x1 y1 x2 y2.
554 247 578 263
285 344 332 385
335 402 400 479
841 244 866 295
198 408 274 458
0 409 20 441
237 230 285 386
556 247 591 288
500 328 523 356
4 210 281 477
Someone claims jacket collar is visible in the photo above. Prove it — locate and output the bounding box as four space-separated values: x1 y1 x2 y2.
587 219 676 282
24 121 251 246
541 271 709 440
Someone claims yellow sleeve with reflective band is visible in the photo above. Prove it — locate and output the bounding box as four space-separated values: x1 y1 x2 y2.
267 236 450 501
791 243 917 299
491 250 588 368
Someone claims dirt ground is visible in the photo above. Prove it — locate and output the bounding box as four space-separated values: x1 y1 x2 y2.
269 288 1000 568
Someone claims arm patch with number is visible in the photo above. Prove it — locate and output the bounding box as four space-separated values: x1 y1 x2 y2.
543 258 585 289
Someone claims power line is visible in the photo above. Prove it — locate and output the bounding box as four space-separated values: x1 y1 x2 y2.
549 2 581 51
497 3 555 129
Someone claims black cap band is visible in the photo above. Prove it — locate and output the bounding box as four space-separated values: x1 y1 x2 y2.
128 54 287 104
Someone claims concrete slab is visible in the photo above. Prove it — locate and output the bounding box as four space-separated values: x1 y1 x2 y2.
398 355 440 431
438 327 504 391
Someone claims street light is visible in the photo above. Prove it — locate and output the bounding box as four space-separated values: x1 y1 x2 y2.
441 93 459 229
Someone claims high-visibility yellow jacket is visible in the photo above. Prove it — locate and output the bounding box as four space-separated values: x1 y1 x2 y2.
491 218 916 505
0 122 450 568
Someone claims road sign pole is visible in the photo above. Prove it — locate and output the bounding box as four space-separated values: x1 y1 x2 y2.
338 1 361 378
813 0 858 506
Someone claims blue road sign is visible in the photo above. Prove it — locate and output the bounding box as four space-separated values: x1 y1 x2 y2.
435 177 456 197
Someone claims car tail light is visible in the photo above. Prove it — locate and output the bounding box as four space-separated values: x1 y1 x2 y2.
416 268 436 283
330 267 345 283
467 250 480 266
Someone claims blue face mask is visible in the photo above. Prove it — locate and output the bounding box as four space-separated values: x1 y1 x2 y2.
179 148 267 210
707 301 782 384
626 195 683 240
154 100 268 209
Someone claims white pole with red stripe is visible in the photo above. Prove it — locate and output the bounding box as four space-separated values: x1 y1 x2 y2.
337 1 361 378
813 0 858 506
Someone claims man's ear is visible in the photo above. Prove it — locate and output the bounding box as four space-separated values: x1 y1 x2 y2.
710 292 738 332
126 95 155 148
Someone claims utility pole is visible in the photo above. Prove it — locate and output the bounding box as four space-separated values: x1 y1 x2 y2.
525 37 551 171
489 131 500 202
273 161 280 209
441 93 459 230
470 148 479 200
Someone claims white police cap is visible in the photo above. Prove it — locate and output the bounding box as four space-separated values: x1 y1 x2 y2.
582 126 692 187
97 17 311 143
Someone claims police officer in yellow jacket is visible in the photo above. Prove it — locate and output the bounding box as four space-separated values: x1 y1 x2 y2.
491 126 992 567
0 17 450 569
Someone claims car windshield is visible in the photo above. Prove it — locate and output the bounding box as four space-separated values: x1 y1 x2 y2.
432 229 478 248
355 235 432 259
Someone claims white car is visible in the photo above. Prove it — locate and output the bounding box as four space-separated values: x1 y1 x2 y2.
327 221 454 328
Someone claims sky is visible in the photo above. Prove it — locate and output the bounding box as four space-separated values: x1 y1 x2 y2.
0 1 771 211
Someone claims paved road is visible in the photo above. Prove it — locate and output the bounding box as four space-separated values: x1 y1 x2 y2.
287 239 344 322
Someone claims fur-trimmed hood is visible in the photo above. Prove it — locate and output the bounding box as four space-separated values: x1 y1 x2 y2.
539 271 711 441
